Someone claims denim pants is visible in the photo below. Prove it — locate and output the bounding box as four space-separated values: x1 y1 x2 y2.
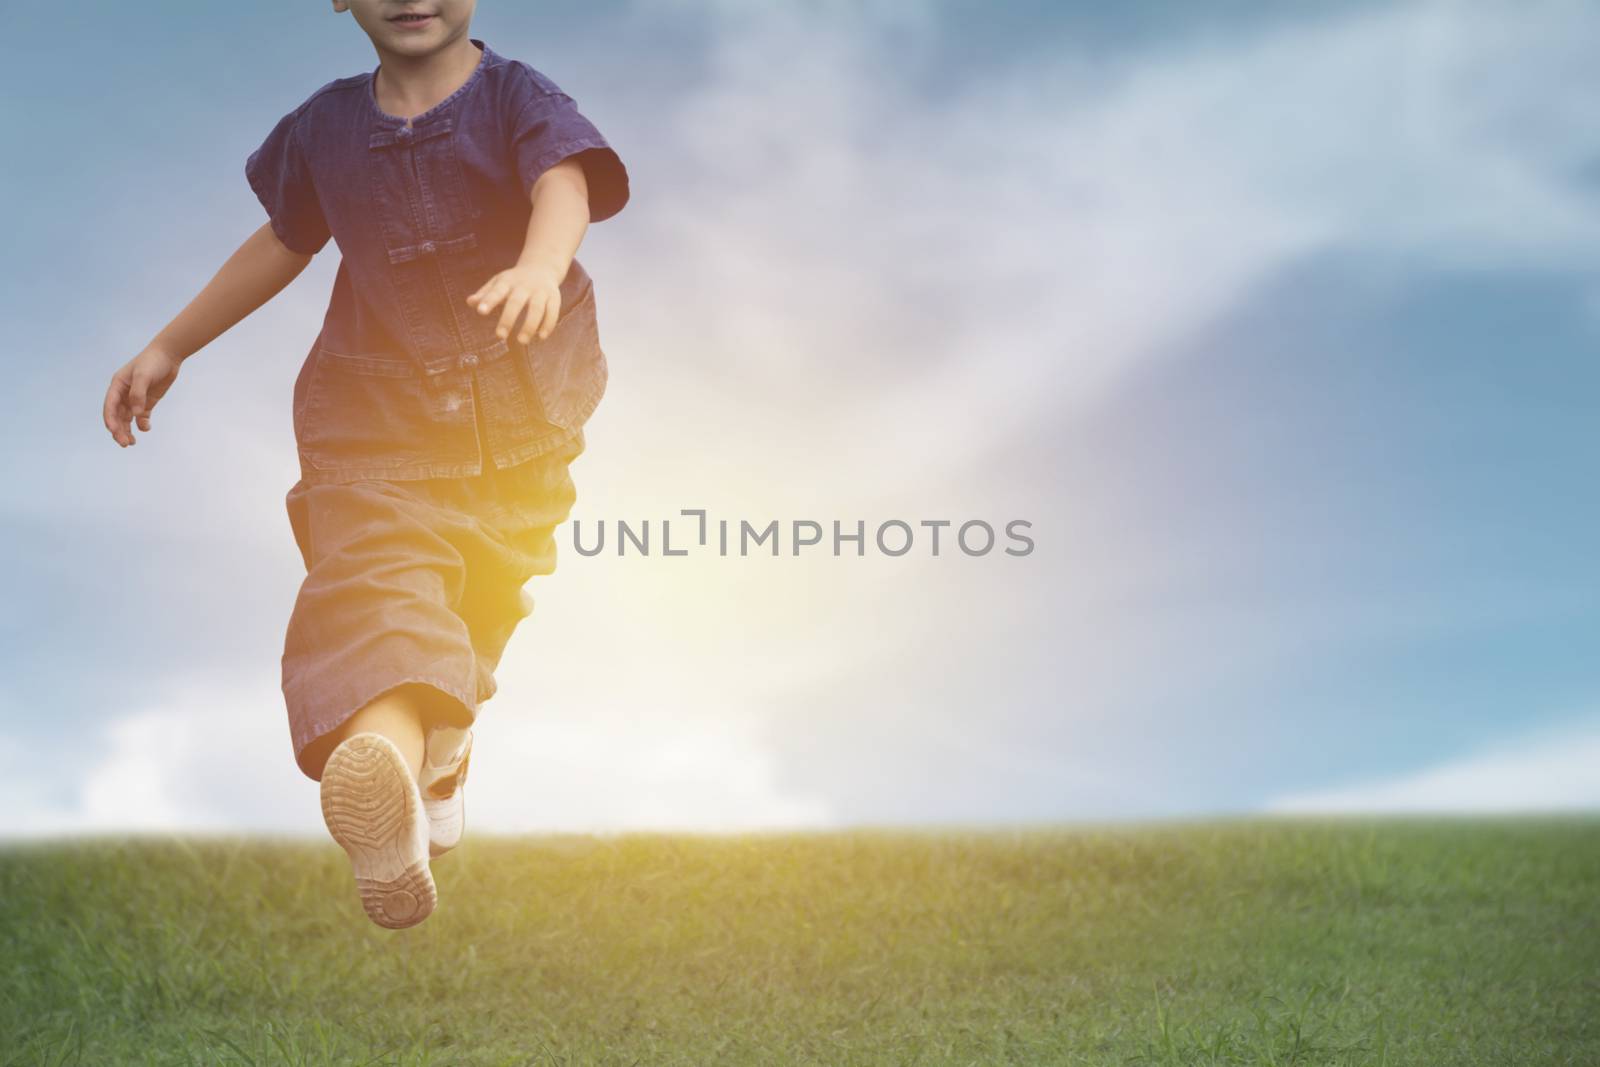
280 426 585 780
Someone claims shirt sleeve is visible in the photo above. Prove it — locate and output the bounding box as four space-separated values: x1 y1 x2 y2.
511 89 630 223
245 109 332 256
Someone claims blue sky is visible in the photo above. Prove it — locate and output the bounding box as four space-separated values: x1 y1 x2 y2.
3 1 1598 833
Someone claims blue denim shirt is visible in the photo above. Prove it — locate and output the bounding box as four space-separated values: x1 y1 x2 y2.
246 40 628 484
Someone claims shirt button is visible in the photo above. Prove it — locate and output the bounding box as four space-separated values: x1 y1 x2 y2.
459 353 479 369
419 241 436 254
396 124 412 138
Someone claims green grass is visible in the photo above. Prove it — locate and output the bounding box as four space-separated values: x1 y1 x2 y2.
1 819 1596 1065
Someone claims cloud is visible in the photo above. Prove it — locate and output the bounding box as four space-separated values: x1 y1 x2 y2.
1 675 310 837
1267 718 1600 814
605 0 1600 499
469 710 833 833
587 0 1600 823
0 669 831 838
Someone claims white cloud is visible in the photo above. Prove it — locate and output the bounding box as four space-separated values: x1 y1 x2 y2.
575 0 1600 823
1267 720 1600 814
1 669 832 838
470 711 833 834
1 675 311 837
601 0 1600 499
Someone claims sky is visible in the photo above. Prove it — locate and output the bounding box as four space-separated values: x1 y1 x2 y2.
2 0 1598 835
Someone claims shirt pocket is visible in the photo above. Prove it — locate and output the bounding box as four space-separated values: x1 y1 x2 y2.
518 266 608 432
296 345 481 476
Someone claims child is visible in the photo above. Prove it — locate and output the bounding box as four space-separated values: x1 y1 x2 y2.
99 0 629 929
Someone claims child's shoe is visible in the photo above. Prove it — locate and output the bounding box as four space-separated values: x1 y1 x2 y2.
320 732 437 929
419 726 472 858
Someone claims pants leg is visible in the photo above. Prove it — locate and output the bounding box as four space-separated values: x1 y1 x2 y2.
280 431 585 781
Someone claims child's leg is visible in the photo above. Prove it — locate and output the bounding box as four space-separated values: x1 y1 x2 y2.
309 682 433 780
282 478 483 785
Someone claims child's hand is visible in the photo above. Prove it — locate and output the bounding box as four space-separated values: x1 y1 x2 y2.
465 263 564 344
102 346 182 447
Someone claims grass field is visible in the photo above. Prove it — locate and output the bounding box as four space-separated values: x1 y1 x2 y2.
1 819 1595 1065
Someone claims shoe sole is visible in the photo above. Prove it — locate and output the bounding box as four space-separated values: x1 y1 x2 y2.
320 733 436 929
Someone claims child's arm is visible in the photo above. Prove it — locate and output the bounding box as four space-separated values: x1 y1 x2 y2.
103 223 313 447
464 157 591 345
